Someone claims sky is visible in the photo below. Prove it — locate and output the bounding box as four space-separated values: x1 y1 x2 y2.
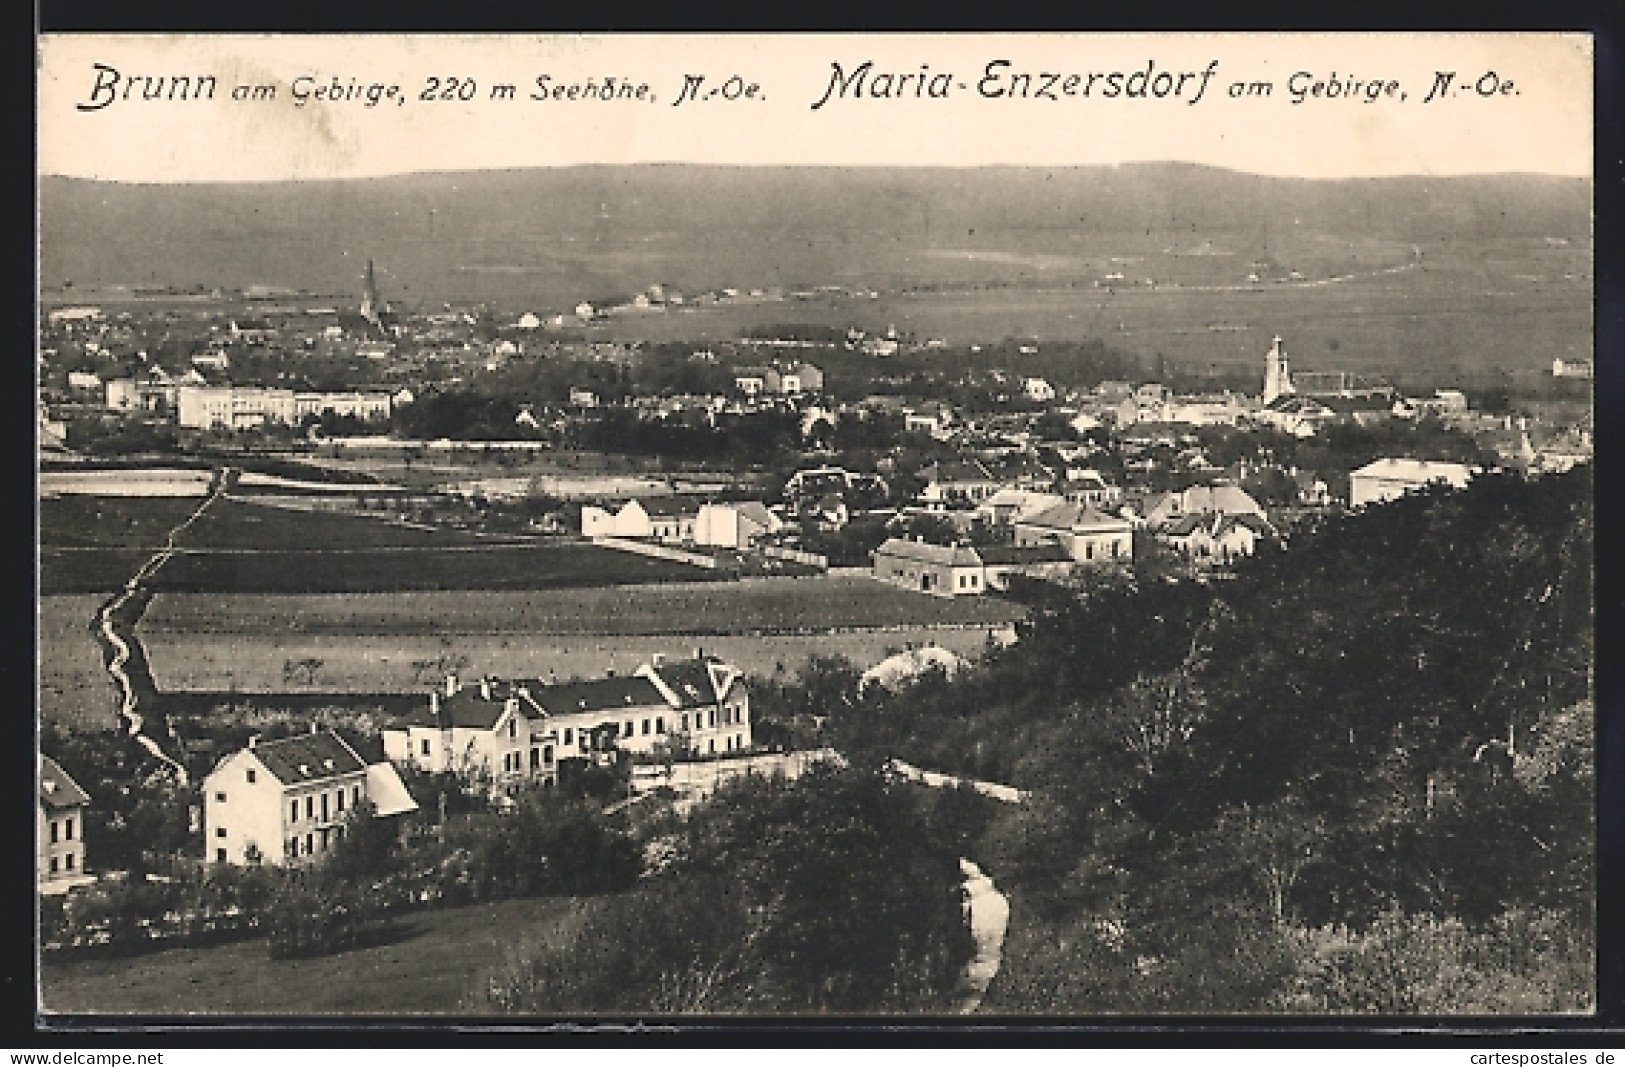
38 33 1593 183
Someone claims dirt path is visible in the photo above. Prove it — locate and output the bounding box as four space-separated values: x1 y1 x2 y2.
87 467 234 783
956 859 1010 1014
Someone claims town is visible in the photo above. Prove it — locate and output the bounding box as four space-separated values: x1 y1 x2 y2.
38 240 1594 1015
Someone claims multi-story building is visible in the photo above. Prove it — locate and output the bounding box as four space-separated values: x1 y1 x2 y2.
39 756 93 895
384 654 754 788
202 728 418 866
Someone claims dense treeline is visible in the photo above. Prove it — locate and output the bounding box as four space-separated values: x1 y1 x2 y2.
481 763 976 1014
770 466 1593 1012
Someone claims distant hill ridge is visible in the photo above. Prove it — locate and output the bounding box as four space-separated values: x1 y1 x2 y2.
41 163 1590 310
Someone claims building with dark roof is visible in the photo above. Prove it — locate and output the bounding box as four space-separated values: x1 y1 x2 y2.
39 756 93 894
202 727 417 867
1014 501 1134 564
383 653 754 786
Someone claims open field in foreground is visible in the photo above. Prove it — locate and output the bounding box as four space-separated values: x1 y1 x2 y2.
40 895 584 1016
141 577 1027 636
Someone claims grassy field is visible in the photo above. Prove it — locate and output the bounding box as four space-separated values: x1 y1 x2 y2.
38 595 118 731
39 497 204 549
40 895 585 1016
137 628 1009 699
141 578 1027 635
39 579 1023 730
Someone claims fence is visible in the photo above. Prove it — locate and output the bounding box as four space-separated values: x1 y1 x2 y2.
761 545 828 570
593 536 719 569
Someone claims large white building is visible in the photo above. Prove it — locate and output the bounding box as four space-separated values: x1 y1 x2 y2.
176 386 391 430
202 729 417 867
383 654 754 788
1349 458 1476 508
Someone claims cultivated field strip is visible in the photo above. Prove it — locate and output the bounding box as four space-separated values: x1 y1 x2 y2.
138 578 1028 636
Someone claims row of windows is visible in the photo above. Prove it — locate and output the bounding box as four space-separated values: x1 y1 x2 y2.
288 786 359 825
280 825 344 861
48 817 75 844
47 853 76 874
501 746 556 774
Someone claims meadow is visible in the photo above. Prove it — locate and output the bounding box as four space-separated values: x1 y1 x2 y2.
39 494 719 595
39 895 584 1016
140 577 1027 635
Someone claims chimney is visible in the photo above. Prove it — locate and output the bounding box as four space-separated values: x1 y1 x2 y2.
248 734 259 750
429 691 440 716
445 673 459 698
480 677 492 701
652 652 665 667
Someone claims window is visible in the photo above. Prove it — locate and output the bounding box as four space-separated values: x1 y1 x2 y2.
1111 540 1121 558
286 839 297 859
246 769 256 784
305 833 314 856
563 728 573 746
336 789 344 813
65 818 74 840
352 786 360 806
708 738 715 754
543 745 553 764
305 796 314 820
530 747 540 769
1085 542 1094 560
508 718 517 739
641 718 651 736
215 791 227 803
321 793 330 821
625 720 633 738
708 709 716 728
216 848 227 864
421 738 431 756
216 827 227 838
290 800 299 823
681 713 690 731
656 717 665 734
970 574 978 587
49 857 58 874
50 821 58 845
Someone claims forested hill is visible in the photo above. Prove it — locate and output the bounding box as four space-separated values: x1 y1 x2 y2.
802 465 1594 1012
40 164 1590 307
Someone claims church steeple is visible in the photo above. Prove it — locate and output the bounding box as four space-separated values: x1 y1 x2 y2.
360 259 382 326
1263 334 1294 405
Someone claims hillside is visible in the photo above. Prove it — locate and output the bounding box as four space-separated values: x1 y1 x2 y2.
40 164 1591 311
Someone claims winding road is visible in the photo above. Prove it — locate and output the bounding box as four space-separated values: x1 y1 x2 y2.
88 467 235 784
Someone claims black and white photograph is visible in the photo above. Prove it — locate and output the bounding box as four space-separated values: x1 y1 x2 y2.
34 32 1596 1020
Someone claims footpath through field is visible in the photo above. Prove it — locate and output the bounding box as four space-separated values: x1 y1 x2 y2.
88 467 235 783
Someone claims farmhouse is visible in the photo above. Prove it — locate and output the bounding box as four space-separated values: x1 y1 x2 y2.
1139 484 1267 528
39 756 93 895
1349 458 1476 508
872 538 986 597
202 728 418 867
580 497 701 542
918 458 1000 510
1013 502 1133 564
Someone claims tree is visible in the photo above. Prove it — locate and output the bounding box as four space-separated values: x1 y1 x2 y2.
281 657 325 687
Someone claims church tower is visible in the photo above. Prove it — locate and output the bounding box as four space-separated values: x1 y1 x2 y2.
1263 335 1295 405
360 259 382 327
